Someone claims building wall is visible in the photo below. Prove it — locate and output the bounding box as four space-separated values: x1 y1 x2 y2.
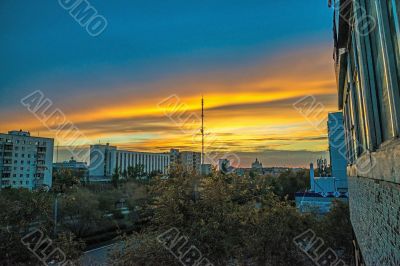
170 148 180 165
89 144 116 180
116 150 170 175
89 144 170 181
0 131 54 190
295 193 348 214
334 0 400 264
201 164 212 176
180 151 201 174
348 176 400 265
169 149 201 174
328 112 348 190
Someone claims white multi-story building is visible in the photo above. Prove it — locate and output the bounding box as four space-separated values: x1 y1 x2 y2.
0 130 54 190
179 151 201 174
169 149 201 174
89 144 170 182
170 149 202 174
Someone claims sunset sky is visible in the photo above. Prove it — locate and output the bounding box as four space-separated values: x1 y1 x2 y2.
0 0 337 167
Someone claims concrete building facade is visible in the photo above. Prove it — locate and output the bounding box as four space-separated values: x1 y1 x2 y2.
333 0 400 264
89 144 170 181
328 112 348 191
179 151 201 174
169 149 201 174
201 164 212 176
0 130 54 190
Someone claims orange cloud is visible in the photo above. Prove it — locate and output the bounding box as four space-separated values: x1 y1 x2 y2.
0 44 337 166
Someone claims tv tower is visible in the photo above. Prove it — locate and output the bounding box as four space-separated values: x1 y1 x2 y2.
201 96 204 165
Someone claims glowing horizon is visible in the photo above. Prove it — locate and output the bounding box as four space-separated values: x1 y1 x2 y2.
0 1 335 167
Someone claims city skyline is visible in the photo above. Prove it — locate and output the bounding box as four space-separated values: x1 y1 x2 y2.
1 1 399 264
0 0 335 167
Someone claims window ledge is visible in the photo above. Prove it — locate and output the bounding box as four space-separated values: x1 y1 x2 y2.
347 138 400 184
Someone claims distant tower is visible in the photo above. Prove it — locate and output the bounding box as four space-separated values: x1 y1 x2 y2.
201 96 204 165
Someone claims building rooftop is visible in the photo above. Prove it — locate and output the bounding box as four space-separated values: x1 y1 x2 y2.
8 130 30 136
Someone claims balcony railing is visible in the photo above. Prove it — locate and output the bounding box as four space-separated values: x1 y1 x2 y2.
3 152 12 158
36 166 47 172
4 144 13 151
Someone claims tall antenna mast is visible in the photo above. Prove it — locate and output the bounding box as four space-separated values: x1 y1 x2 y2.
56 141 59 163
201 96 204 165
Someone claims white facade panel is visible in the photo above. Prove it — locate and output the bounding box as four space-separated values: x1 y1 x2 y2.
89 144 170 181
0 130 54 190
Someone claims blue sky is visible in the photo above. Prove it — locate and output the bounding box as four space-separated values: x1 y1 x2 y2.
0 0 332 95
0 0 336 167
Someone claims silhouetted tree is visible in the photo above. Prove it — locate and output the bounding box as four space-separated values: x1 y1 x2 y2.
112 167 120 188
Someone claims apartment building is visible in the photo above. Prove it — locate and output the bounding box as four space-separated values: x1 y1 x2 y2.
89 144 170 181
169 149 202 174
0 130 54 190
179 151 201 174
333 0 400 264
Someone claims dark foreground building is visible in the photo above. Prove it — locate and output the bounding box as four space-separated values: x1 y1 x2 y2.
333 0 400 265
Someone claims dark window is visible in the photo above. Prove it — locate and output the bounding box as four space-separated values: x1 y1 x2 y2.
387 0 400 84
365 0 396 142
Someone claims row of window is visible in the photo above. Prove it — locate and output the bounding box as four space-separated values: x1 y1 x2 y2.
2 160 40 167
116 152 169 174
0 152 38 158
343 0 400 163
10 174 31 178
1 167 33 173
12 160 34 165
1 180 31 186
14 153 33 158
0 138 48 145
13 146 38 151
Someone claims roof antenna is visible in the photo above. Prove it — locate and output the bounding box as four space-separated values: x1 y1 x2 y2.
56 141 59 163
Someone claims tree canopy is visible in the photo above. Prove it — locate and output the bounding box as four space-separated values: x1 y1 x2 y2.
110 168 352 265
